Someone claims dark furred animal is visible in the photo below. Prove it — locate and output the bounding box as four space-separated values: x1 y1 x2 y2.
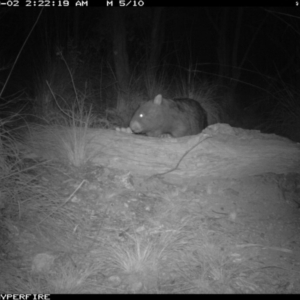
130 94 207 137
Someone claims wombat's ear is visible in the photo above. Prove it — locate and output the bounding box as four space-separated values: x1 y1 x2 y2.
153 94 163 105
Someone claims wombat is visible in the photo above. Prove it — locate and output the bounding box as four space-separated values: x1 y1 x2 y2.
130 94 207 137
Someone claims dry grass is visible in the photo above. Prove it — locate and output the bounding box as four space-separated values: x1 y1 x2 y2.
0 121 294 293
0 124 246 294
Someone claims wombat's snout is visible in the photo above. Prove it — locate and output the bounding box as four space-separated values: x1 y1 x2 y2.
130 120 143 133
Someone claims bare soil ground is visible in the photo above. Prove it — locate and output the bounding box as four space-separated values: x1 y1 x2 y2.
1 125 300 293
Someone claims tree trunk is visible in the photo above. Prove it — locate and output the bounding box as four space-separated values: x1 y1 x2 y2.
217 8 230 87
112 9 130 95
147 7 164 79
23 124 300 187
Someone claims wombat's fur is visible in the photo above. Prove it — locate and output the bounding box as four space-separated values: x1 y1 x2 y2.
130 94 207 137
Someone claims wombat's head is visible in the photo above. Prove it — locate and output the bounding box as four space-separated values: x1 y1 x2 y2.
130 94 165 134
